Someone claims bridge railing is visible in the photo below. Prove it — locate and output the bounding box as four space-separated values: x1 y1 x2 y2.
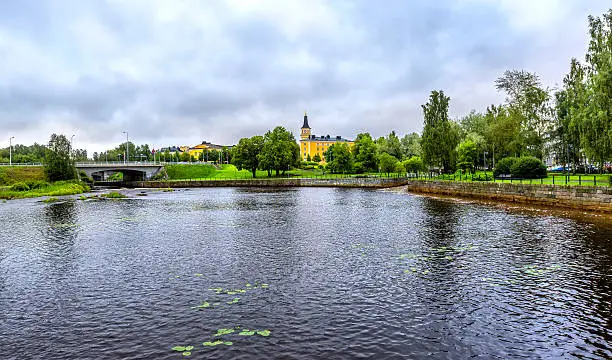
0 162 43 166
75 161 167 166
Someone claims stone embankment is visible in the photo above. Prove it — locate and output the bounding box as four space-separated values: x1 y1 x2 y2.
399 180 612 213
126 177 409 189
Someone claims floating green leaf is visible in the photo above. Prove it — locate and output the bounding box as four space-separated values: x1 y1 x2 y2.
194 273 203 277
215 328 235 337
182 351 191 356
192 301 211 309
422 270 430 275
261 284 269 289
203 340 224 346
223 341 233 346
185 346 194 351
172 346 187 352
227 298 240 305
257 330 271 337
239 330 255 336
246 283 252 287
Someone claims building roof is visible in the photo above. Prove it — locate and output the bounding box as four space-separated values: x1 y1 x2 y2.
302 111 310 129
300 134 353 142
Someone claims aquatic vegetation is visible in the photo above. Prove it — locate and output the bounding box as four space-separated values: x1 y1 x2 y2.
191 301 211 309
227 298 240 305
171 345 194 356
102 191 127 199
257 330 271 337
202 340 231 346
214 328 235 337
42 197 59 203
520 264 562 276
444 255 453 261
194 273 203 277
239 329 256 336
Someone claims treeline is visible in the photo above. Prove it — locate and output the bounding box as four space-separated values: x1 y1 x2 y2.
422 9 612 174
0 143 87 163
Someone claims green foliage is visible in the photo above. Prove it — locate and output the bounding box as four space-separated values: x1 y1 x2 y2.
259 126 300 176
353 161 365 174
44 134 77 182
402 156 425 174
400 132 422 159
457 138 478 173
353 133 378 172
379 153 398 175
379 131 403 159
10 182 30 191
421 90 459 172
102 191 127 199
1 180 89 200
324 143 354 173
312 153 322 162
231 135 264 178
493 157 518 177
510 157 547 179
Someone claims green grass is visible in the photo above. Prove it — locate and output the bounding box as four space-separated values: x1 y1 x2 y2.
101 191 127 199
426 171 612 187
0 180 90 200
0 166 46 186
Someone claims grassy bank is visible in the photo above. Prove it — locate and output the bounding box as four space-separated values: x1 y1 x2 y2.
0 180 90 200
0 166 46 185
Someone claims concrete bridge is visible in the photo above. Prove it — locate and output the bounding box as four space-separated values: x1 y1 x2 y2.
76 162 164 181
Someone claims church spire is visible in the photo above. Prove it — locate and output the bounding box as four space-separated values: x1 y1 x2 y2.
302 110 310 129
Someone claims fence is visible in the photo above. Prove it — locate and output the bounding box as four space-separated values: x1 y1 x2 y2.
404 172 612 187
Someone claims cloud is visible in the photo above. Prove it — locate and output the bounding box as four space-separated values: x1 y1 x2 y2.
0 0 610 154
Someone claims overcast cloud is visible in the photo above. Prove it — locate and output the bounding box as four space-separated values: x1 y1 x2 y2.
0 0 610 154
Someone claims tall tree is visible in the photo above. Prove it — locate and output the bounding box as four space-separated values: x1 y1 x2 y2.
495 70 552 160
352 133 378 172
232 136 264 178
580 10 612 170
381 131 403 159
484 104 521 167
400 132 422 158
44 134 77 181
324 143 354 173
421 90 459 173
259 126 300 176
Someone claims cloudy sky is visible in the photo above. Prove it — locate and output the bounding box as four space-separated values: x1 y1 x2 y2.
0 0 610 154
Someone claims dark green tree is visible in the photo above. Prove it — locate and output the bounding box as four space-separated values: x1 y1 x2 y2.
232 136 264 178
312 153 322 162
324 143 354 173
44 134 77 181
421 90 459 173
378 153 399 175
352 133 378 172
400 132 422 158
259 126 300 176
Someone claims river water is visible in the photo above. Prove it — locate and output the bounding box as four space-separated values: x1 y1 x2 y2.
0 188 610 359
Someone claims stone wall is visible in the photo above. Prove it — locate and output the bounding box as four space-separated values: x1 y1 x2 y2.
400 180 612 213
126 177 409 189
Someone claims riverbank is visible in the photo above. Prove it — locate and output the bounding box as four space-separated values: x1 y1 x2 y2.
0 180 91 200
397 180 612 213
125 177 409 188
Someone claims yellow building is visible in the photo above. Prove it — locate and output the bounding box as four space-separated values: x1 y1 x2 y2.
187 141 226 160
299 112 354 162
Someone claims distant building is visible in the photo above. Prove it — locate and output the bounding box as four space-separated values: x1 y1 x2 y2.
299 112 354 162
188 141 227 160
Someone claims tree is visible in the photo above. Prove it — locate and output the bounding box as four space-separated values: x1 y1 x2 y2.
400 132 422 159
495 70 552 160
259 126 300 176
457 138 478 174
459 110 487 137
378 153 398 175
421 90 459 173
312 153 322 162
44 134 77 181
232 136 264 178
484 104 521 167
380 131 402 159
402 156 425 175
579 10 612 170
324 143 354 173
352 133 378 172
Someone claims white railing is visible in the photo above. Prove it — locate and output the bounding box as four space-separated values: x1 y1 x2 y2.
75 161 166 166
0 162 43 166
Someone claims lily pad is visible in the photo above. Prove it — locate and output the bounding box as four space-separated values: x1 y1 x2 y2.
239 330 255 336
246 283 252 287
256 329 271 337
215 328 235 336
182 351 191 356
172 346 187 352
260 284 269 289
223 341 233 346
227 298 240 305
194 274 203 277
192 301 211 309
202 340 224 346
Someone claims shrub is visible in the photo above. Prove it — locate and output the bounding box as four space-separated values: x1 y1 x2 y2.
493 157 518 177
26 180 50 189
510 156 547 179
10 182 30 191
353 162 365 174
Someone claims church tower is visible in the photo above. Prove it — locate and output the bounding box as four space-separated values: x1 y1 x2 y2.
300 111 311 140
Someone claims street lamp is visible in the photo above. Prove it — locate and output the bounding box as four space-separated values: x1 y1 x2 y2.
122 131 129 164
71 134 75 161
9 136 14 165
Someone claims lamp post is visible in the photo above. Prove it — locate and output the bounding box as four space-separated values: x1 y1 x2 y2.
70 134 75 160
9 136 14 165
122 131 129 164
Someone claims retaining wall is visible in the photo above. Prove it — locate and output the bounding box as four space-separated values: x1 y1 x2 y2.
400 180 612 213
126 177 409 189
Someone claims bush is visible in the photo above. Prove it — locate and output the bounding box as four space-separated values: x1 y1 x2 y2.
493 157 518 177
26 180 50 189
10 182 30 191
510 156 547 179
353 162 365 174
